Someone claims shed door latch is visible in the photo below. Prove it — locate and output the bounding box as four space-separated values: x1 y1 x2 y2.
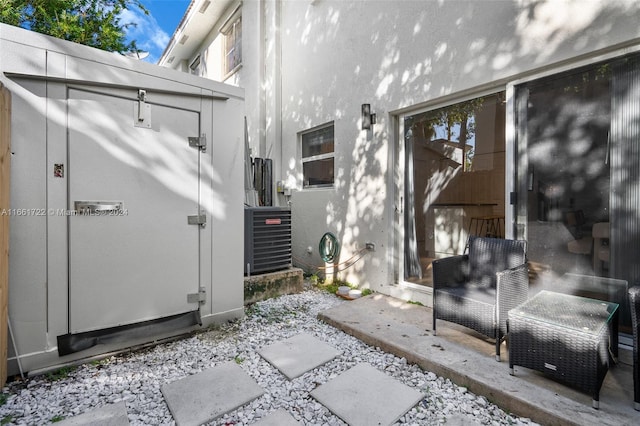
187 287 206 304
188 213 206 228
188 134 206 152
137 89 146 118
135 89 151 128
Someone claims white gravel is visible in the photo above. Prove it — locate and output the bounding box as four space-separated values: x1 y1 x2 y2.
0 289 539 425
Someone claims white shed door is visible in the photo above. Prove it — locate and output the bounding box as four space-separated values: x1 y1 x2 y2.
68 88 201 334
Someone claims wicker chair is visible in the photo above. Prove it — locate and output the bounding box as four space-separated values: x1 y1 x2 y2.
432 236 528 361
629 286 640 411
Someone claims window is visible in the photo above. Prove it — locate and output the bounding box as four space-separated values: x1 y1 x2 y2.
189 55 201 76
222 14 242 76
301 123 335 188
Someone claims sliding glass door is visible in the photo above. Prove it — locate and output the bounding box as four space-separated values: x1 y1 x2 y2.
514 52 640 333
403 92 506 287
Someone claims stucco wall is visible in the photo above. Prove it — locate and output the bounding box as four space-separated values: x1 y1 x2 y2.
199 0 278 180
271 0 640 293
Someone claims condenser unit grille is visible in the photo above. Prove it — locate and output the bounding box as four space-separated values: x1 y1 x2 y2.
245 207 292 274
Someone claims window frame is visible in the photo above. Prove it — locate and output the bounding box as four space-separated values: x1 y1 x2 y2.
301 122 335 189
189 54 201 76
221 10 242 79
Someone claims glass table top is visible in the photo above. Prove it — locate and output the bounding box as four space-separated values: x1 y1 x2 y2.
509 290 619 335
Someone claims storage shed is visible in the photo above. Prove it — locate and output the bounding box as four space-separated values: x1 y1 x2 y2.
0 24 245 375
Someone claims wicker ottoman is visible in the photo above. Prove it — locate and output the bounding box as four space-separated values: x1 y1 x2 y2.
508 290 619 409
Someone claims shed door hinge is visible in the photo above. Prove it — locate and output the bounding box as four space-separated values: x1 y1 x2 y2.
188 135 206 152
187 287 206 304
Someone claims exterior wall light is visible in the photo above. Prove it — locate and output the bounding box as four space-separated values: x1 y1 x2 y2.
361 103 376 130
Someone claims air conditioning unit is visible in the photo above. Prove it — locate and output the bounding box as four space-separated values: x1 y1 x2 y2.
244 207 292 274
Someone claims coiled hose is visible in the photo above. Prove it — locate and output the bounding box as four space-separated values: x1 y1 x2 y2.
293 232 369 274
319 232 340 263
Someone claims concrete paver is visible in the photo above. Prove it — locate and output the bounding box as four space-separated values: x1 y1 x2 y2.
310 362 423 426
56 402 129 426
258 333 341 379
161 361 264 426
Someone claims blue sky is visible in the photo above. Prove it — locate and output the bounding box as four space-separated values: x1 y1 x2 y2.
122 0 191 63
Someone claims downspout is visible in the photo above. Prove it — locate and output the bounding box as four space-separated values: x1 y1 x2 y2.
261 0 283 206
275 0 283 206
258 0 265 158
259 0 267 159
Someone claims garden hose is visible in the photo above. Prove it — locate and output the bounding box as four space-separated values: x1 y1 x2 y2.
319 232 340 263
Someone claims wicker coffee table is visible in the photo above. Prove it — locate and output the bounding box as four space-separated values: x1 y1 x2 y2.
508 290 619 409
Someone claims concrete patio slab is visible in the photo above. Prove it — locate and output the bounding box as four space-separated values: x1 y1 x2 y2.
318 293 639 426
253 409 301 425
56 402 129 426
310 363 423 426
161 361 264 426
258 333 341 379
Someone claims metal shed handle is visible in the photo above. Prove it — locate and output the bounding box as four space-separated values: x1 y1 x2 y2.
74 201 123 214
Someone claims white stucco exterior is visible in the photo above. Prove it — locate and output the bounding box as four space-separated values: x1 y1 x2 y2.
161 0 640 304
